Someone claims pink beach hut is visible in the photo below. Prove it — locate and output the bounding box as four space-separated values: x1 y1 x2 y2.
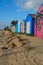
34 4 43 38
21 20 26 33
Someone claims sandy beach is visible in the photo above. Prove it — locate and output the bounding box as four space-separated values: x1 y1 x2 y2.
0 30 43 65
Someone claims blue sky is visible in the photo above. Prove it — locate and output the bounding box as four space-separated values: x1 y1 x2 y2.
0 0 43 29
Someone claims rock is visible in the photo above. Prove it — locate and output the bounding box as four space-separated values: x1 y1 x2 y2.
13 38 23 47
0 48 3 56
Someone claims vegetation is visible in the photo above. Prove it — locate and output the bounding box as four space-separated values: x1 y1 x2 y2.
4 26 11 31
11 20 18 26
4 26 9 30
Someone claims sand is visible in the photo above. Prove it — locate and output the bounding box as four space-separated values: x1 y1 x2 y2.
0 30 43 65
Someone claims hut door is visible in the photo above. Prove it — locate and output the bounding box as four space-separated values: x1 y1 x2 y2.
26 22 30 34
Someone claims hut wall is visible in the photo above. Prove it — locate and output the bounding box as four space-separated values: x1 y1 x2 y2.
30 18 35 35
15 22 21 33
16 24 18 32
25 15 34 35
18 22 21 33
21 22 25 33
26 22 30 34
11 26 15 32
34 4 43 38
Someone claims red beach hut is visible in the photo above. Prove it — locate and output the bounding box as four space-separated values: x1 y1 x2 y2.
34 4 43 38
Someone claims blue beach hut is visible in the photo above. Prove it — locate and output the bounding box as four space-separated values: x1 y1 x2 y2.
16 21 21 33
25 14 35 35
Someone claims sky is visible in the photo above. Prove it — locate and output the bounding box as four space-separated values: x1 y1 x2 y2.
0 0 43 29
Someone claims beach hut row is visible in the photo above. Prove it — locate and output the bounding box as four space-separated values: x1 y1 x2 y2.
12 4 43 38
15 14 35 35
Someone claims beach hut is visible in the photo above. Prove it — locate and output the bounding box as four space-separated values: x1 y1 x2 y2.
21 20 26 33
10 26 15 32
25 14 35 35
16 21 21 33
34 4 43 38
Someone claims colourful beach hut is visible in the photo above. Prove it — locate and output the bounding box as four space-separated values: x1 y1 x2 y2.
34 4 43 38
16 21 21 33
25 14 35 35
21 20 26 33
10 26 15 32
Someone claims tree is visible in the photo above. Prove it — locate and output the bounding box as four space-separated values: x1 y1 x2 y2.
4 26 9 30
11 20 18 26
4 26 11 31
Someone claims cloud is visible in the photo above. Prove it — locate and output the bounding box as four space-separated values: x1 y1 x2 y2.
23 0 43 10
1 0 43 12
23 1 34 10
15 0 43 12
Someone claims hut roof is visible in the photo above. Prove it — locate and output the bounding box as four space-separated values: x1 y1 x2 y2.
28 14 36 18
41 4 43 6
25 14 36 22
